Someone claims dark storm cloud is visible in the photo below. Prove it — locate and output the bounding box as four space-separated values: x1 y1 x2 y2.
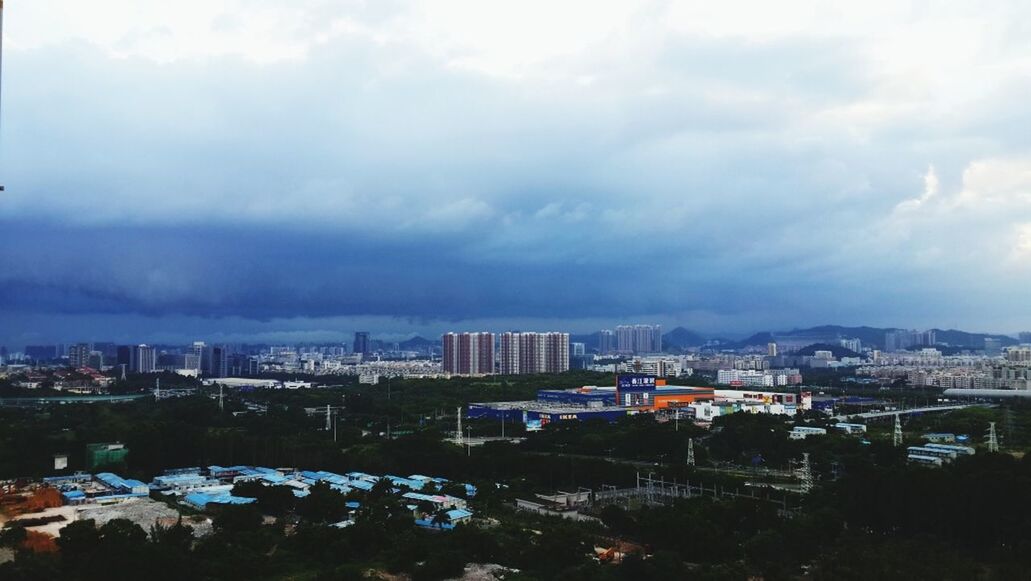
3 1 1031 345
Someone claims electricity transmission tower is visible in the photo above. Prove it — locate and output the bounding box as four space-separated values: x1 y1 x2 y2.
987 422 999 453
893 414 903 447
687 438 695 467
798 453 814 494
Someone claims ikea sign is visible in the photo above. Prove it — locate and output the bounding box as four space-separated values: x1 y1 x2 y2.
618 374 656 390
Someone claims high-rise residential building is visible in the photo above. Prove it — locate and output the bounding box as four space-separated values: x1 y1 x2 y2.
984 337 1003 356
68 343 93 368
135 345 156 373
499 332 569 375
767 342 778 357
885 329 935 352
441 332 495 375
599 330 615 355
353 332 371 356
615 325 662 354
1006 345 1031 363
840 338 862 353
572 342 586 356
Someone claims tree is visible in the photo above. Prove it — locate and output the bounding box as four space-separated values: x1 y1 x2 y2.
151 517 194 552
213 504 263 534
296 482 349 523
98 519 147 549
0 523 27 548
56 519 100 563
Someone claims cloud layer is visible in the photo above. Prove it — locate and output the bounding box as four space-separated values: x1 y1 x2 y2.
2 1 1031 345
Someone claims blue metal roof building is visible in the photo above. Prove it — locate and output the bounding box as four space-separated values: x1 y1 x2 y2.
184 491 257 509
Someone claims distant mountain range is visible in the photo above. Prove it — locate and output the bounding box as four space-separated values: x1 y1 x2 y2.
721 325 1017 351
399 325 1018 354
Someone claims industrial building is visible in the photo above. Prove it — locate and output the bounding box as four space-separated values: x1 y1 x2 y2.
43 472 149 505
468 374 716 427
142 465 477 529
469 375 813 427
789 426 827 440
85 442 129 470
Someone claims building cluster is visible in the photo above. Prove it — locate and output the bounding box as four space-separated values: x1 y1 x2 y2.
857 346 1031 390
468 374 812 428
598 325 663 355
884 329 937 352
35 464 478 532
906 443 976 467
441 332 570 376
716 368 803 387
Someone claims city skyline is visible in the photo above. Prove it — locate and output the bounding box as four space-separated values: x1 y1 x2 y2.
3 2 1031 344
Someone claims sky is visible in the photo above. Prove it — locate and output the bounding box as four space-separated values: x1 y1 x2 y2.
2 1 1031 347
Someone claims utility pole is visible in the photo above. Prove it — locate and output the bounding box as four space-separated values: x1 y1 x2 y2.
987 422 999 453
325 404 331 431
154 377 160 401
687 438 695 467
675 408 680 432
218 383 224 413
893 413 903 447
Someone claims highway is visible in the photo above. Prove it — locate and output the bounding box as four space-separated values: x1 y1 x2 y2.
834 403 990 422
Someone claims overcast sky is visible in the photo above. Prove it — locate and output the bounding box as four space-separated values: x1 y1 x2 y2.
2 1 1031 346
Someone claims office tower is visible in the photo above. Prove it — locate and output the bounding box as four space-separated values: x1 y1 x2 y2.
599 330 615 355
116 345 135 371
93 342 117 359
205 345 229 378
767 342 778 357
25 345 57 361
135 345 156 373
441 332 495 375
615 325 662 354
499 332 569 375
183 353 201 373
353 332 371 355
68 343 93 368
